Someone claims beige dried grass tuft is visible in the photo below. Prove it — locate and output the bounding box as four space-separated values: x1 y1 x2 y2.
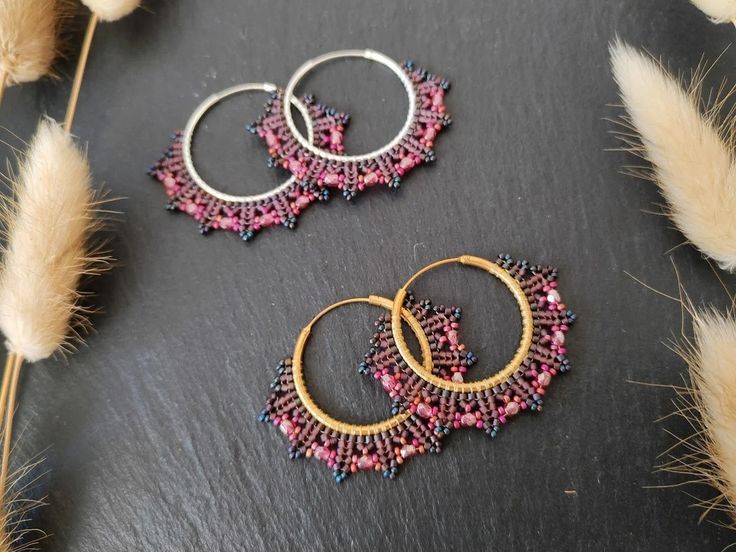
0 119 112 362
609 40 736 272
0 0 72 89
691 0 736 24
80 0 141 22
657 306 736 531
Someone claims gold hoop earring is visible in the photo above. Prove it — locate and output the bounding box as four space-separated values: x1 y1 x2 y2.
388 254 576 437
260 295 445 482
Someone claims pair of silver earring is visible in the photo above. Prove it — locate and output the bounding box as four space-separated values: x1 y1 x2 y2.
148 49 451 241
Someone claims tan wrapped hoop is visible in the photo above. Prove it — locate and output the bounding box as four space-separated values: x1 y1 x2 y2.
292 295 433 436
391 255 535 393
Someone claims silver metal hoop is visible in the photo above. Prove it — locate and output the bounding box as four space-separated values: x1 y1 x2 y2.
282 49 416 163
182 83 315 203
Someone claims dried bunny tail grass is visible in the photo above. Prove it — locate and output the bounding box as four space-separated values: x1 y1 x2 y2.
0 0 74 88
691 0 736 24
609 40 736 272
657 306 736 530
80 0 141 22
0 119 112 363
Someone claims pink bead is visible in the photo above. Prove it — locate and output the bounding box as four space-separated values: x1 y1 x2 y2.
538 372 552 387
324 173 339 186
357 456 374 470
265 131 278 147
461 413 476 427
400 444 417 458
416 402 432 419
314 446 330 461
278 419 294 435
505 402 520 416
363 172 379 185
295 195 310 209
288 159 302 174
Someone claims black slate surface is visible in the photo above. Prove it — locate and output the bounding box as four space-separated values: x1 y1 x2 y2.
2 0 736 550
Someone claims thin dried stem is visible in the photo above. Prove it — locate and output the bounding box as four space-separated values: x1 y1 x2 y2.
64 13 99 134
0 354 15 435
0 72 6 109
0 354 22 504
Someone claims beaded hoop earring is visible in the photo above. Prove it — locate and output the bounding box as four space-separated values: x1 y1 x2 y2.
260 295 451 482
249 50 450 200
149 83 349 240
387 254 576 438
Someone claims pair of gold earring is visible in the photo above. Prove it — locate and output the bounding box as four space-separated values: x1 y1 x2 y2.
260 253 576 482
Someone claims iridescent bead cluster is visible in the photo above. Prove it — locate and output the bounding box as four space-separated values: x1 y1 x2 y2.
260 255 576 482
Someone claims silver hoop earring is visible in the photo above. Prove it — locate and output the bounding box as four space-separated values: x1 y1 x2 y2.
250 50 451 200
149 83 348 240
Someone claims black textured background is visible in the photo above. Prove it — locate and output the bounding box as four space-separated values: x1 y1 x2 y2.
1 0 736 550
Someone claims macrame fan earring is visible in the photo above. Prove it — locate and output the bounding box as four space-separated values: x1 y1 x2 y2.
249 49 451 200
386 254 576 438
149 83 349 240
260 295 473 482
